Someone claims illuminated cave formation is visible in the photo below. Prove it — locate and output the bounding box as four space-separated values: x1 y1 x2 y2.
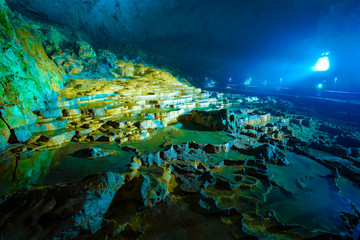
0 0 360 239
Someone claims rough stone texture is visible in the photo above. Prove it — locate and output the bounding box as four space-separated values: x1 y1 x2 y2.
0 119 10 149
239 143 289 165
139 140 235 166
0 172 124 240
6 0 359 90
0 1 359 239
0 0 63 130
76 40 96 59
135 119 164 130
185 109 240 133
12 126 31 143
74 147 112 158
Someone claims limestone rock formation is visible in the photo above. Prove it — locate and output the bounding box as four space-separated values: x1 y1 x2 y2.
0 172 124 240
74 147 112 159
0 119 10 150
240 143 289 165
0 0 63 142
184 109 240 132
0 1 360 239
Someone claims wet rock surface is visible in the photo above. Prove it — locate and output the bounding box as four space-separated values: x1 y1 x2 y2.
0 2 360 239
0 172 124 240
74 147 112 159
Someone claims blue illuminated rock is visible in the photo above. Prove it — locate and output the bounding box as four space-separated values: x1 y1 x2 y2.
239 143 289 165
186 109 240 133
0 119 10 150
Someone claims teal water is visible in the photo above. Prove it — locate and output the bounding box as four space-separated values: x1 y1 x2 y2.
122 122 235 155
44 142 135 185
0 142 135 194
265 151 354 234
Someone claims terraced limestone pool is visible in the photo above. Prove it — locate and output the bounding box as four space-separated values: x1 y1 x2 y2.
0 122 234 195
122 122 236 155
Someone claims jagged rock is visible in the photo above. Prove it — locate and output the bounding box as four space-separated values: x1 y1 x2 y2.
281 126 294 136
138 166 174 207
97 49 117 68
76 40 96 59
63 60 84 75
134 119 164 130
170 163 215 193
185 109 240 133
41 26 69 55
201 140 236 154
74 147 112 158
241 144 289 165
287 137 307 147
140 173 168 207
0 172 124 240
0 3 63 131
12 126 31 143
139 140 236 166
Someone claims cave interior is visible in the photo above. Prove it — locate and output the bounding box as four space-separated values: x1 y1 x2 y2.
0 0 360 239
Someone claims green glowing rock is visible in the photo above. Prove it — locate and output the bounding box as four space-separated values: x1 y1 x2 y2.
0 119 10 150
0 0 63 130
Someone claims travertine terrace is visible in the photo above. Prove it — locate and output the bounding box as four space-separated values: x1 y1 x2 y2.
1 1 360 239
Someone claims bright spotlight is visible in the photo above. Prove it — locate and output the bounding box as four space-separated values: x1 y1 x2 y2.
317 83 323 89
312 56 330 72
244 77 252 86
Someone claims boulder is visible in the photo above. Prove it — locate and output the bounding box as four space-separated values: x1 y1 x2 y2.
0 172 124 240
76 41 96 59
97 49 117 67
135 119 164 130
170 163 215 193
186 109 240 133
140 172 169 207
242 144 289 165
74 147 112 158
12 126 31 142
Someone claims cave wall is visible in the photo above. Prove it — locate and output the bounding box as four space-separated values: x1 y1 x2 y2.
4 0 328 83
0 0 64 148
7 0 360 90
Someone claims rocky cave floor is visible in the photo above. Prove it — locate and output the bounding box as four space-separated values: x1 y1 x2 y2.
1 5 360 240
